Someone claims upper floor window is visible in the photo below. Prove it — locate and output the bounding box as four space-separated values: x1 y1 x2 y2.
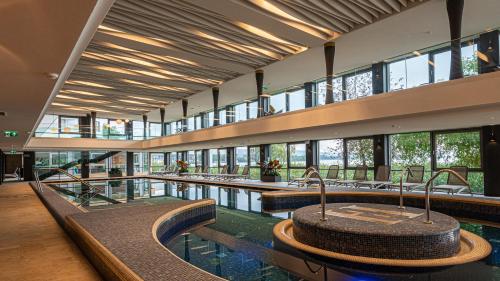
388 54 430 91
149 122 161 137
248 101 258 119
132 121 144 139
317 78 342 105
345 71 372 100
219 109 226 125
234 103 247 122
288 89 305 112
433 42 478 83
187 117 195 131
59 116 80 138
270 92 286 114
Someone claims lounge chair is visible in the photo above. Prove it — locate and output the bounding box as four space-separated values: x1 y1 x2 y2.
336 165 368 188
209 165 229 180
358 165 391 189
184 166 201 177
323 165 340 186
4 167 20 180
388 165 425 191
432 166 471 195
225 165 250 181
288 166 318 187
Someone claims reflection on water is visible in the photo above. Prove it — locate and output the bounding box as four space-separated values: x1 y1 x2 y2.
52 179 500 280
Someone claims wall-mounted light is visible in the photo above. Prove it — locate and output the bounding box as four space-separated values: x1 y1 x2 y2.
489 126 497 143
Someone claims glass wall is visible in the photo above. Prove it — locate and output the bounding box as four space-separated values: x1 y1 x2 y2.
288 89 305 112
187 150 196 172
249 146 260 179
288 143 306 179
133 121 144 140
318 139 344 178
270 92 286 113
388 54 430 91
316 77 343 105
209 149 218 174
59 116 80 138
345 70 373 100
269 143 288 180
235 147 248 169
149 122 162 137
150 153 165 173
134 152 149 175
108 120 126 139
234 103 247 122
389 132 432 182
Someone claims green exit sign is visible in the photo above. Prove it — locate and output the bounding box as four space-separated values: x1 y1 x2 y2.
4 130 18 137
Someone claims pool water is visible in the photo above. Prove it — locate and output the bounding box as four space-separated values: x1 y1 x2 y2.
51 178 500 281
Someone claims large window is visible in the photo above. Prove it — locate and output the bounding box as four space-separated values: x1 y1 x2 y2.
346 138 373 167
59 116 80 138
389 132 432 182
133 121 144 140
134 152 149 175
270 92 286 113
388 54 430 91
345 70 372 100
36 115 58 137
195 150 203 167
149 122 161 137
195 116 202 130
249 146 260 179
248 101 258 119
169 152 177 165
108 119 126 139
269 143 287 180
288 143 306 179
219 109 226 125
186 151 196 171
318 139 344 178
234 103 247 122
207 112 214 127
235 146 248 168
209 149 218 173
433 42 478 83
150 153 165 173
317 78 343 105
187 117 195 131
288 89 305 112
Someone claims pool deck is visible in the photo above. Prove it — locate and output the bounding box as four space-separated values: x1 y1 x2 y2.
0 182 101 281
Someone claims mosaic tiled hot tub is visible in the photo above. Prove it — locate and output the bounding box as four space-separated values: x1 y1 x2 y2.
292 203 461 259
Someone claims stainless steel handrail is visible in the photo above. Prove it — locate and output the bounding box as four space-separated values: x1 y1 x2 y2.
423 169 471 224
398 167 415 209
304 168 327 221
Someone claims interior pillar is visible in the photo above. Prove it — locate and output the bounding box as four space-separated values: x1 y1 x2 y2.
373 135 387 177
479 30 500 74
372 62 386 94
160 107 166 136
182 99 188 132
306 140 317 168
324 42 336 104
126 152 134 177
90 111 96 138
304 82 315 108
482 125 500 196
227 147 235 173
256 70 268 117
81 151 90 178
142 114 148 139
125 121 133 140
22 151 35 181
447 0 465 80
212 87 219 126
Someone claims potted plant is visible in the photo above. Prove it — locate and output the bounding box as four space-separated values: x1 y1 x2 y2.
260 159 282 182
176 160 189 175
108 167 122 178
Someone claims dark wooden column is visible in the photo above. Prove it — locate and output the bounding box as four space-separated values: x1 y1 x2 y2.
227 147 235 173
447 0 464 80
479 30 500 74
81 151 90 178
125 121 133 140
202 149 209 171
259 144 269 179
373 135 387 178
482 125 500 196
160 107 166 136
182 99 188 132
212 87 219 126
126 151 134 177
324 42 336 104
304 82 315 108
372 62 386 94
306 140 317 168
256 70 268 117
0 149 4 185
90 111 96 138
142 114 148 139
23 151 35 181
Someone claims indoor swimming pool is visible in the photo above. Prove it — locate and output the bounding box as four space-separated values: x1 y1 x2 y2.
49 178 500 281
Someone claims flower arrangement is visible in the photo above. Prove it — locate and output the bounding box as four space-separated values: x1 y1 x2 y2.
260 159 282 176
176 160 189 173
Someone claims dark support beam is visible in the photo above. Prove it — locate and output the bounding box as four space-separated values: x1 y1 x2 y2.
482 125 500 196
372 62 386 94
81 151 89 178
0 150 4 185
164 152 169 167
306 140 317 168
126 152 134 177
226 105 234 124
259 144 269 179
160 107 166 136
142 114 148 139
227 147 235 173
324 42 336 104
90 111 96 138
256 70 268 117
23 151 35 181
373 135 387 177
304 82 315 108
447 0 464 80
202 149 209 171
212 87 220 126
479 30 500 74
182 99 188 132
125 121 133 140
